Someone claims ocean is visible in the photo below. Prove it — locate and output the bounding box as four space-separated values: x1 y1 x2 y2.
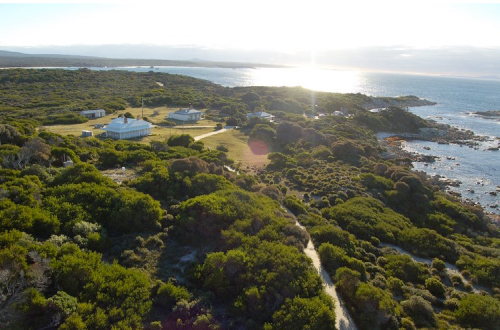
94 66 500 213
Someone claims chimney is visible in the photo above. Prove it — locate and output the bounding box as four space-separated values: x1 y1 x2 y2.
137 115 141 120
124 116 128 123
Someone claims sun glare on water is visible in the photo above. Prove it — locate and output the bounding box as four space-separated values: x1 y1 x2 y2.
249 67 361 93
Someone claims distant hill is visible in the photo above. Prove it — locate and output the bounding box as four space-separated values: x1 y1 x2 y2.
0 49 284 69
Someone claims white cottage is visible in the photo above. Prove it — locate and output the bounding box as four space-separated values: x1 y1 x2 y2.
80 109 106 118
167 108 202 122
102 117 151 139
247 111 275 122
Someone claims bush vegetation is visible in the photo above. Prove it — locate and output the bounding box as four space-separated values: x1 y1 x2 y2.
1 68 499 330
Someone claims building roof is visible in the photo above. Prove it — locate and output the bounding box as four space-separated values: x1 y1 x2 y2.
247 111 274 118
80 109 105 114
103 117 151 132
171 108 202 115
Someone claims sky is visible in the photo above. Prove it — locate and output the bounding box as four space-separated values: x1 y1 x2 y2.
1 1 500 76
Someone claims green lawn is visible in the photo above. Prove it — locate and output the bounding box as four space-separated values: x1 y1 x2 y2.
41 107 218 144
201 129 270 170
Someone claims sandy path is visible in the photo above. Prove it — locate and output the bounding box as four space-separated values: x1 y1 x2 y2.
380 243 484 293
193 126 236 141
295 220 358 330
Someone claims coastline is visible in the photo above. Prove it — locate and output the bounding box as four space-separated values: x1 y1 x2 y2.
378 128 500 220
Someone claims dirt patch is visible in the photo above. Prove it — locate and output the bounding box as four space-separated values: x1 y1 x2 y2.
242 140 270 173
100 168 138 184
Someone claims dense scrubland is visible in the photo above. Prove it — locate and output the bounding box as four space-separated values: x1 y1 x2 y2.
1 69 499 330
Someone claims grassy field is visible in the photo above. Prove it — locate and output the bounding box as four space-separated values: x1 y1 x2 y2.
41 107 218 144
201 128 270 171
42 106 270 170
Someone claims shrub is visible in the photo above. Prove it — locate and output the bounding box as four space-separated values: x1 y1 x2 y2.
431 258 446 272
455 294 500 329
401 295 436 328
265 296 336 330
167 134 194 148
155 281 192 311
425 277 446 297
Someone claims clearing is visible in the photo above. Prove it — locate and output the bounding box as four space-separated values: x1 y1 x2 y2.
200 128 270 172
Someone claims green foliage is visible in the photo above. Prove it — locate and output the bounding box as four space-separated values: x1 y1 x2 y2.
249 123 276 143
170 156 209 175
432 194 486 232
264 296 336 330
43 111 88 125
425 277 446 297
47 291 78 319
384 254 428 283
200 241 323 324
335 267 361 298
401 295 436 328
46 183 162 235
431 258 446 272
353 282 398 329
97 148 124 167
378 106 430 133
189 173 233 197
81 261 152 328
318 243 350 275
330 139 365 164
455 294 500 330
386 276 404 295
167 134 195 147
456 254 500 287
359 173 394 190
176 189 280 243
128 165 171 200
0 201 59 238
155 280 192 311
267 152 290 169
283 195 307 216
318 242 366 281
51 162 115 186
310 225 356 255
170 299 221 330
399 227 459 262
0 123 23 145
276 121 303 144
322 197 412 243
51 146 81 166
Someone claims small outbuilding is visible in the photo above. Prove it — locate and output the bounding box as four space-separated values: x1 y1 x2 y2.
81 130 93 137
167 107 202 122
247 111 275 122
102 117 151 139
80 109 106 118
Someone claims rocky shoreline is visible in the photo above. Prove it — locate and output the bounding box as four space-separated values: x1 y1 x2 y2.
378 125 500 221
470 110 500 121
364 95 437 110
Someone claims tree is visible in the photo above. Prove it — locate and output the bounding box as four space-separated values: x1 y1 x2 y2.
265 296 335 330
276 122 303 144
155 280 192 311
249 124 276 143
0 124 23 145
2 138 51 169
267 152 289 169
81 262 152 328
318 243 349 275
401 295 436 328
455 294 500 330
425 277 446 297
354 283 397 328
167 134 194 148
